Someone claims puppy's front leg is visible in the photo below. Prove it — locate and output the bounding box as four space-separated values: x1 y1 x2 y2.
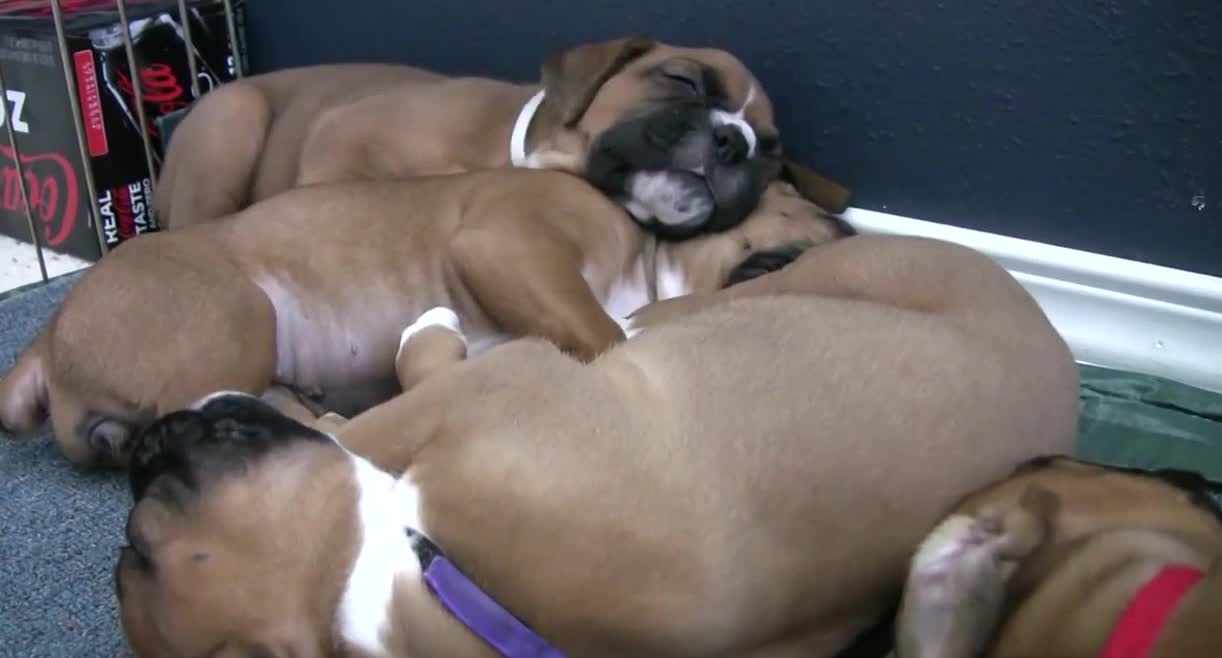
451 230 624 362
396 307 468 391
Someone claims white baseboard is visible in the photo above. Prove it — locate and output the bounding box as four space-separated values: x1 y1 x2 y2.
843 208 1222 395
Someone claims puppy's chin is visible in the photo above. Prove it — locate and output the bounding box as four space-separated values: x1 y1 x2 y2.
621 166 771 240
623 170 714 232
584 104 776 238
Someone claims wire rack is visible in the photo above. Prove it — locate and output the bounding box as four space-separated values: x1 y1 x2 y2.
0 0 243 284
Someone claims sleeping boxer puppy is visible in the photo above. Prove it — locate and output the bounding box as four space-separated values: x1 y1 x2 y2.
891 456 1222 658
155 36 850 236
114 233 1079 658
0 171 848 469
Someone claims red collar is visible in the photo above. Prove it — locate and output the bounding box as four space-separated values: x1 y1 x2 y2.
1099 564 1204 658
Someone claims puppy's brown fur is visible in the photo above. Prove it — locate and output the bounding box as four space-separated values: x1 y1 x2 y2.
0 171 847 468
156 37 848 232
116 232 1079 658
893 456 1222 658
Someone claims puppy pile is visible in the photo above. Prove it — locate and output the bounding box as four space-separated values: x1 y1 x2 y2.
3 35 1214 658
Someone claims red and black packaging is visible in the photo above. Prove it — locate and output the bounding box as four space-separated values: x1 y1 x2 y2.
0 0 247 261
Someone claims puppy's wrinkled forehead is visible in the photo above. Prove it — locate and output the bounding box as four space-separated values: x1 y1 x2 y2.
637 46 774 122
128 392 330 502
1016 454 1222 521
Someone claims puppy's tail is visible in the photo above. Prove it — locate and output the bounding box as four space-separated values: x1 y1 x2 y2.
0 328 51 437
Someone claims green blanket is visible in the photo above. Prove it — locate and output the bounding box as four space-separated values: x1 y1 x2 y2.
1078 364 1222 502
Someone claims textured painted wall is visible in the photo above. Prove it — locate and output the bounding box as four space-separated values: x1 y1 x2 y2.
243 1 1221 276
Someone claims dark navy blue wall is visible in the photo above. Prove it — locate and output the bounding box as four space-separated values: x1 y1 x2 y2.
243 1 1221 277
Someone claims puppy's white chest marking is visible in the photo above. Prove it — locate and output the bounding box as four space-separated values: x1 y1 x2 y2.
655 266 689 301
586 255 691 339
709 85 758 157
599 269 652 322
338 453 427 657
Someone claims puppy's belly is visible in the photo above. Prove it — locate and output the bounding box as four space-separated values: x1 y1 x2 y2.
277 329 402 416
305 324 511 414
265 285 514 416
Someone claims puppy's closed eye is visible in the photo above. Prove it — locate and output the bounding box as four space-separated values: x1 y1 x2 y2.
722 240 814 288
663 73 701 95
654 59 706 98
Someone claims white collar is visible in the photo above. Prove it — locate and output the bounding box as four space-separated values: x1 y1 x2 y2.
510 89 546 167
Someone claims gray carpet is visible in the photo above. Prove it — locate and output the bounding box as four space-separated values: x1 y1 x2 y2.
0 272 132 658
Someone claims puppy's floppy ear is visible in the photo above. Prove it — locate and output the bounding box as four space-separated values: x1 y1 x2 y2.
540 36 656 126
781 158 852 215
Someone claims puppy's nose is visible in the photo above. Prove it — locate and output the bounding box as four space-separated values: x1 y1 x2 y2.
713 124 749 165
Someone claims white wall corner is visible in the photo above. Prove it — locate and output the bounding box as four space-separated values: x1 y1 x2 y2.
844 208 1222 395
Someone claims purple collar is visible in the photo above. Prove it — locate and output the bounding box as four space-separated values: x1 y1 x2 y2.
408 529 568 658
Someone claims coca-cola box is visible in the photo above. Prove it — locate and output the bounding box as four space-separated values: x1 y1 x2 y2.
0 0 247 261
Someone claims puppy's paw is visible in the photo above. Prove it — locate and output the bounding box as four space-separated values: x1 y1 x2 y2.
399 307 465 356
909 515 1002 586
626 170 715 229
896 514 1013 658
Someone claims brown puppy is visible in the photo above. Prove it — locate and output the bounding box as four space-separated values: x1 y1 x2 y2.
155 36 849 235
0 171 847 468
114 234 1079 658
892 456 1222 658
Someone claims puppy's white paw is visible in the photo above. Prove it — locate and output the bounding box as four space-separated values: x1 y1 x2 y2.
910 515 1004 576
896 514 1013 658
399 307 465 356
904 513 1017 614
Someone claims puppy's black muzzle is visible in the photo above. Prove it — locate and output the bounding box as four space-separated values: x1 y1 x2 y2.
586 103 778 239
127 393 327 501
